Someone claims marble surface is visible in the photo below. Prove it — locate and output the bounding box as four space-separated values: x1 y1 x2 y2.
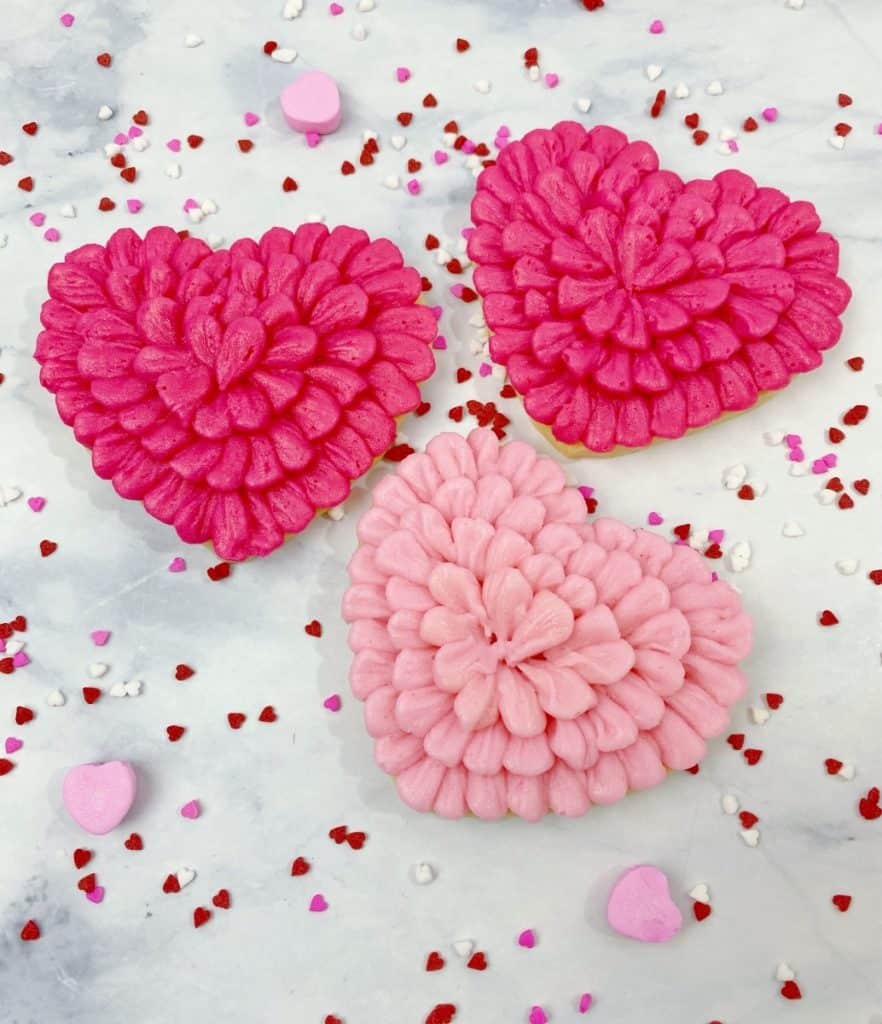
1 1 881 1022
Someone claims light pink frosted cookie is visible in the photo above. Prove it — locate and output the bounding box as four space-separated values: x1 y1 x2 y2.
468 122 852 454
35 224 437 560
343 428 753 821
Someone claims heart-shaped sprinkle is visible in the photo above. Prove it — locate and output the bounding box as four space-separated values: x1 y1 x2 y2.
177 867 196 888
62 761 137 835
305 619 323 637
819 610 839 626
517 928 536 948
227 712 246 730
424 1005 456 1024
578 993 593 1013
743 748 763 766
78 872 97 893
281 71 342 135
40 539 57 556
15 706 34 726
466 952 487 971
291 856 311 876
168 557 186 572
5 737 22 754
739 811 759 829
73 848 92 869
212 888 231 909
329 825 348 844
345 830 366 850
854 478 870 495
425 951 445 971
825 758 843 775
258 705 277 722
859 788 882 820
162 873 181 893
727 733 745 751
180 799 200 819
193 906 211 928
175 664 194 681
780 980 801 1000
309 893 328 912
124 832 143 850
86 885 105 904
26 496 46 512
244 111 259 127
82 687 101 704
166 725 185 742
765 693 784 709
323 694 341 712
606 865 683 943
207 563 230 581
693 900 712 921
831 893 851 912
90 630 110 646
20 920 40 941
166 138 181 152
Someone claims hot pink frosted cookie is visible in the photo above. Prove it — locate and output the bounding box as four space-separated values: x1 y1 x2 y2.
343 429 752 821
468 122 851 454
35 224 437 559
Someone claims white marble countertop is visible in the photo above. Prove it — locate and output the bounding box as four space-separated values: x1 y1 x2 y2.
1 1 881 1022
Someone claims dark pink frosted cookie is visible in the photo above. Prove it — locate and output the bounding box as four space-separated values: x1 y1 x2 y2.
36 225 437 559
468 122 852 453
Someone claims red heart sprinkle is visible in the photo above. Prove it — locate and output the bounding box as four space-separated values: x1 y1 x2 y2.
0 658 14 675
474 143 490 158
82 687 101 705
132 110 149 125
456 368 472 383
764 693 783 710
258 705 277 723
77 872 97 893
780 981 801 1000
39 539 57 556
448 405 464 422
124 833 143 851
500 384 517 399
397 111 413 126
743 748 763 766
110 153 126 168
684 764 700 775
456 38 470 52
824 758 843 775
22 121 38 136
684 113 699 129
673 523 691 540
692 130 709 145
737 484 755 501
425 1005 456 1024
365 138 379 155
0 758 14 776
846 356 864 370
459 286 478 302
831 894 851 912
212 889 231 910
329 825 348 844
834 122 852 137
838 92 853 107
263 40 278 55
227 712 246 730
175 664 194 681
96 52 112 67
98 197 115 211
869 569 882 585
162 873 181 893
422 93 438 108
407 158 422 173
523 47 539 66
444 120 459 133
187 134 203 149
120 166 136 183
425 951 445 972
324 1017 343 1024
359 150 374 166
843 403 868 425
739 811 759 828
20 920 40 941
467 951 487 970
819 610 839 626
859 790 882 820
291 856 311 876
304 619 322 637
384 443 415 462
692 900 712 922
825 476 843 492
703 543 722 560
425 234 440 250
193 906 211 928
0 151 13 165
15 706 34 725
166 724 185 742
73 848 92 869
345 831 366 850
828 426 845 443
206 562 230 581
416 401 431 416
282 176 298 191
238 139 253 153
853 478 870 495
742 116 758 132
582 0 605 9
340 161 355 175
727 733 745 751
838 493 854 510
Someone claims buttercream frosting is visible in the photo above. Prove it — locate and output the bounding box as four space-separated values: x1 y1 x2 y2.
343 429 753 820
35 224 437 559
468 122 852 452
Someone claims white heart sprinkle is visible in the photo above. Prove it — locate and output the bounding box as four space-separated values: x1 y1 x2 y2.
838 763 855 781
688 529 708 551
351 24 367 40
645 64 663 81
362 130 378 143
835 559 859 575
383 175 400 190
763 430 785 445
689 883 710 902
673 81 690 99
706 80 724 96
452 939 474 958
184 33 203 48
5 640 23 656
528 65 540 82
88 662 108 678
208 235 225 250
271 47 297 64
722 463 748 489
465 154 481 170
775 962 795 982
109 681 128 698
0 485 22 506
177 866 197 888
356 0 375 9
782 521 804 537
47 689 66 707
575 97 592 113
727 540 752 573
201 198 218 215
435 249 452 265
719 128 737 142
124 679 142 697
97 105 114 121
721 793 739 815
131 136 149 153
326 505 345 521
828 135 845 151
187 208 205 224
282 0 304 16
166 163 182 179
740 828 760 848
473 79 492 94
390 135 406 150
816 485 835 501
749 705 771 725
412 862 435 885
789 462 809 477
104 143 122 157
305 212 325 223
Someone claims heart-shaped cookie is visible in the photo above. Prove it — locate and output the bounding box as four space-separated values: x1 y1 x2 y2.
62 760 137 835
607 864 683 942
35 224 437 560
468 122 851 455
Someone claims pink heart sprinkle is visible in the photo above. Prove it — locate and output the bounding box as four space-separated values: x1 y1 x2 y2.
323 694 341 712
306 132 321 148
478 362 492 377
59 12 75 27
126 199 143 214
762 106 779 122
649 18 664 33
182 198 199 211
647 511 663 526
461 226 474 240
461 139 476 154
578 993 594 1013
128 126 143 139
407 179 421 196
167 138 182 152
518 928 536 949
432 336 447 350
544 73 560 88
329 1 344 13
86 885 105 904
450 284 465 299
5 737 22 754
113 132 128 145
309 893 328 912
168 556 186 572
90 630 111 647
784 433 802 447
710 571 719 582
788 447 805 463
578 485 594 499
27 497 45 512
727 140 739 153
12 652 29 668
823 453 837 468
811 458 827 474
29 212 46 227
433 150 449 165
497 124 511 138
243 112 259 127
395 66 411 83
428 305 443 320
707 528 725 544
494 136 509 149
44 228 60 243
529 1008 548 1024
180 799 200 819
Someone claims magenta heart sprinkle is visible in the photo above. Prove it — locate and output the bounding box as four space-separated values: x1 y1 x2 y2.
395 66 410 83
432 336 447 350
647 511 663 526
168 557 186 573
180 799 200 820
433 150 448 165
306 132 320 148
323 694 341 712
44 229 60 243
811 458 827 474
518 928 536 949
762 106 779 122
649 18 664 33
406 179 421 196
12 652 29 668
528 1007 548 1024
113 132 128 145
86 886 105 904
329 1 343 13
29 212 46 227
243 112 259 127
309 893 328 912
27 497 46 512
544 73 559 88
126 199 143 214
166 138 181 152
5 737 22 755
707 528 725 544
59 12 75 27
128 126 143 139
578 993 593 1013
90 630 111 646
478 362 492 377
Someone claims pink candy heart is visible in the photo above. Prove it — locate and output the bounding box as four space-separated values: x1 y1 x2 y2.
329 2 343 13
113 133 128 145
305 132 320 148
243 112 259 127
86 885 105 903
168 557 186 573
647 511 663 526
606 865 683 943
128 126 143 139
406 179 421 196
323 694 341 712
433 150 448 165
90 630 111 646
29 212 46 227
126 199 143 214
166 138 181 152
5 737 22 754
578 993 593 1013
12 652 29 667
44 229 60 243
395 67 410 83
309 893 328 912
517 928 536 949
27 496 46 512
529 1008 548 1024
180 799 200 820
280 71 342 135
59 12 75 27
62 761 137 835
649 18 664 33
